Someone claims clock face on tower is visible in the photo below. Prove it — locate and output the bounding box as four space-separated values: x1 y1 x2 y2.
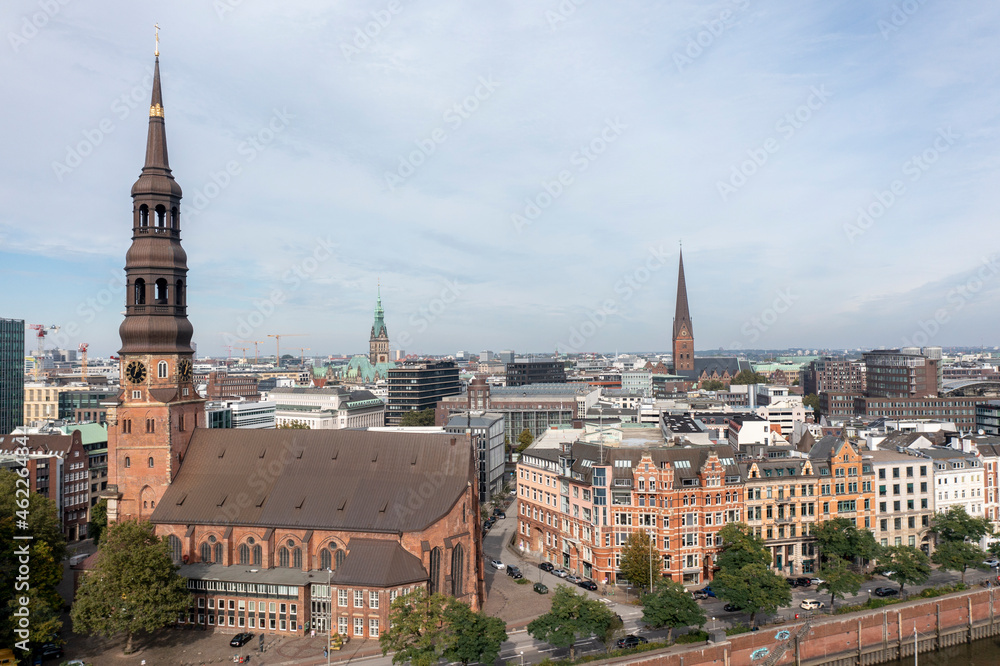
178 359 193 381
125 361 147 384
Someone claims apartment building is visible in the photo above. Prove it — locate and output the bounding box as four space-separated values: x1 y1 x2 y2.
809 435 877 533
868 450 934 553
516 442 744 586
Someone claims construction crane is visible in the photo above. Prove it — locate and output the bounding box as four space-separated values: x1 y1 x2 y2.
267 334 305 366
239 340 265 364
29 324 59 380
235 346 250 363
78 343 89 381
295 347 311 366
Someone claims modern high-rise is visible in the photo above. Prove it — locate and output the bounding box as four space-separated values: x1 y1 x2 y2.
802 356 865 395
863 349 939 398
0 318 25 434
386 360 461 425
505 359 566 387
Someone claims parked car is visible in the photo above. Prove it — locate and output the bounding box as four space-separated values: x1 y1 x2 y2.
578 579 598 590
37 643 64 659
489 558 504 570
553 569 569 578
984 559 1000 568
566 575 582 584
534 583 549 594
229 632 254 647
800 599 824 610
506 565 523 579
809 577 824 586
697 586 716 598
493 510 506 519
692 590 709 600
874 587 899 597
539 562 554 572
795 577 812 587
616 635 649 649
723 603 741 612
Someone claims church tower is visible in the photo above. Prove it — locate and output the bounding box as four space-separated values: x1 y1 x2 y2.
105 49 205 523
369 284 390 364
671 249 695 378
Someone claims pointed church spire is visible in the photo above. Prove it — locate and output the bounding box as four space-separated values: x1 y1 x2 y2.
673 247 693 339
143 55 170 173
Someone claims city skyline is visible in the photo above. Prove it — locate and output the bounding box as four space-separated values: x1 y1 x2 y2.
3 2 1000 356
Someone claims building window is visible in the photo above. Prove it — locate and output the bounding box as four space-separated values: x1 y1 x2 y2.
124 457 130 468
370 618 379 637
293 548 302 569
168 535 182 565
451 544 465 597
201 542 211 563
369 591 379 609
354 590 364 608
429 547 442 595
239 544 250 565
354 617 364 636
158 361 168 378
338 589 348 607
148 456 154 468
279 547 289 568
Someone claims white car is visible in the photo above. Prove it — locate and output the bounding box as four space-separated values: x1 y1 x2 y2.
809 577 824 586
553 569 569 578
489 559 504 570
800 599 825 610
984 559 1000 568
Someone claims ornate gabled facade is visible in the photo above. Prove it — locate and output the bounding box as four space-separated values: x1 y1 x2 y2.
369 285 390 364
104 54 205 524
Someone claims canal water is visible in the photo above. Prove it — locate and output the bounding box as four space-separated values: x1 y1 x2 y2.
882 635 1000 665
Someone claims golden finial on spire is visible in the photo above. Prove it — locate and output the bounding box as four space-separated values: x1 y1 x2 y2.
154 23 160 57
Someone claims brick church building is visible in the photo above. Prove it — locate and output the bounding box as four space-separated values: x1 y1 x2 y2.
99 52 483 639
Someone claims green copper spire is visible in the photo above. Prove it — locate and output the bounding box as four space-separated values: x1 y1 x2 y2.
372 282 387 339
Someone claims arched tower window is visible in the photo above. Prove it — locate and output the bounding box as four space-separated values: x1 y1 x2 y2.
134 278 146 305
170 207 179 229
293 548 302 569
321 548 331 570
238 544 250 565
252 545 262 566
175 280 183 305
155 278 168 303
428 547 442 595
335 549 345 569
155 204 166 227
139 204 149 227
158 361 168 378
168 535 182 565
451 545 464 597
148 456 154 467
124 456 130 468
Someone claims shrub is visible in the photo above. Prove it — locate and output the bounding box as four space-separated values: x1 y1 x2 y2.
675 629 709 644
516 578 530 585
726 623 751 636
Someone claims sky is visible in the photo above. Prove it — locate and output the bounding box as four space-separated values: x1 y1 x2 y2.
2 1 1000 359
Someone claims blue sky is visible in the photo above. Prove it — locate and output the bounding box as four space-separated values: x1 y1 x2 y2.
2 0 1000 358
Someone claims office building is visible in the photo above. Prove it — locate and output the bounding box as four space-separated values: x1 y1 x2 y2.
0 318 24 434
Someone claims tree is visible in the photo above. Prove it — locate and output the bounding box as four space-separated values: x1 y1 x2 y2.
931 540 986 584
715 524 771 571
88 498 108 546
932 505 994 545
278 420 310 429
399 409 437 427
802 393 820 413
442 601 508 666
380 589 451 666
641 580 706 642
516 428 534 452
814 518 881 567
876 545 930 596
527 585 617 659
0 469 66 651
712 563 791 626
71 520 191 654
701 379 725 391
731 370 768 385
817 558 863 610
619 530 658 593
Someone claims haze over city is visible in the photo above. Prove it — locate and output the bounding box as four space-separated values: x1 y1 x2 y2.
3 1 1000 356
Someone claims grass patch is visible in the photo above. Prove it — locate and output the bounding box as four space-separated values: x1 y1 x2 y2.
726 622 752 636
834 583 970 614
674 629 709 644
516 577 530 585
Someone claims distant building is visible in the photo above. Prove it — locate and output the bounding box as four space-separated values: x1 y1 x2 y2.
621 369 652 397
802 356 865 395
386 360 461 425
976 401 1000 436
369 286 390 364
206 371 259 401
864 349 940 398
205 399 276 429
445 413 505 502
0 318 24 434
59 387 117 424
498 350 515 364
506 359 566 387
269 387 383 429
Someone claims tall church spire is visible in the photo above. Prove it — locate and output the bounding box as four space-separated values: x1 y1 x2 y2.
672 248 695 377
370 282 390 364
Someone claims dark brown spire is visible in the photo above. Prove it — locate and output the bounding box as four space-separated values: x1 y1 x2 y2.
119 54 193 355
672 248 693 339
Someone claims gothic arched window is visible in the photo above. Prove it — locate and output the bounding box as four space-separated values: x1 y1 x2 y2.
158 361 168 378
200 542 211 563
252 545 262 566
428 547 442 595
451 545 464 597
293 548 302 569
168 535 182 565
214 542 222 564
279 547 289 568
238 544 250 565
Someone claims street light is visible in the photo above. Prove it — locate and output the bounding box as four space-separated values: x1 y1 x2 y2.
327 568 332 666
519 650 525 666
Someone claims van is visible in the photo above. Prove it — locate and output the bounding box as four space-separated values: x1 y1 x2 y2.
69 554 88 567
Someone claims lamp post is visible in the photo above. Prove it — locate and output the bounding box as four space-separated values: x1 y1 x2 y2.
327 568 332 666
519 650 525 666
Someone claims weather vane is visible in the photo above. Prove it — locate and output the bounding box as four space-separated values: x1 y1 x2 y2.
154 23 160 57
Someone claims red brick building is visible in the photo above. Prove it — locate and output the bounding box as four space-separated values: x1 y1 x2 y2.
206 371 260 401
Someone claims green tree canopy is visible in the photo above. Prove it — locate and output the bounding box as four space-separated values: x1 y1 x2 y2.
802 393 820 413
817 557 864 610
277 420 310 429
715 523 771 571
641 580 706 642
713 562 791 626
442 600 508 666
931 505 994 544
399 409 438 427
380 589 451 666
88 497 108 546
701 379 725 391
0 469 66 651
931 540 986 584
814 517 880 565
516 428 534 452
527 585 617 659
71 520 191 654
619 530 658 592
876 545 931 596
731 370 769 385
